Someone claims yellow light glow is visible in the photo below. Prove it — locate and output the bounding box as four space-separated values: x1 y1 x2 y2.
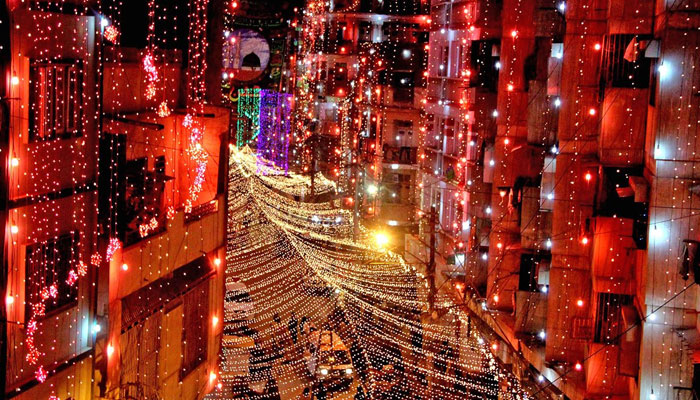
374 232 389 248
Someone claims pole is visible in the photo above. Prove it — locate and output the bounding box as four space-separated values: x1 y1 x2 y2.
309 135 316 199
0 0 12 394
428 205 436 313
352 161 360 241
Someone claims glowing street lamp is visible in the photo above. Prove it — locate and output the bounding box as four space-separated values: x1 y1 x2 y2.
374 232 390 249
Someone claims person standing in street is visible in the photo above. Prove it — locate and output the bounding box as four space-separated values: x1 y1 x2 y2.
313 383 327 400
289 312 299 344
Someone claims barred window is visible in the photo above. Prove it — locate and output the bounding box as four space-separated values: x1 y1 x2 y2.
594 292 633 344
25 233 79 317
181 283 210 378
601 34 652 89
29 60 83 141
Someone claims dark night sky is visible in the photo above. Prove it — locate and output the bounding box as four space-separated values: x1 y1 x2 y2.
103 0 303 50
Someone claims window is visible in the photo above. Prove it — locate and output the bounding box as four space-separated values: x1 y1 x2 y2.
518 253 550 292
25 233 79 316
438 46 448 77
181 282 209 377
122 157 167 245
394 120 413 136
334 63 347 82
29 60 83 142
359 22 372 42
602 34 652 89
593 292 633 344
595 167 648 249
470 40 500 92
392 72 414 103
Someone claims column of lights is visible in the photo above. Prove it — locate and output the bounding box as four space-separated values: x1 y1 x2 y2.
223 149 536 398
258 91 292 174
422 0 565 389
13 0 209 396
644 3 698 396
6 1 103 395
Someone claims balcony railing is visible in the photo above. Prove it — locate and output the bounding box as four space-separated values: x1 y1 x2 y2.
185 200 219 223
383 146 417 164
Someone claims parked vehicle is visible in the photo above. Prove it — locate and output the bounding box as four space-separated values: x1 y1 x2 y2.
306 330 354 391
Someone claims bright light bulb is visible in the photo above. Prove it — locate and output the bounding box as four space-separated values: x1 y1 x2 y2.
10 76 19 85
374 232 389 248
107 344 114 357
5 295 14 305
10 225 18 234
658 62 670 80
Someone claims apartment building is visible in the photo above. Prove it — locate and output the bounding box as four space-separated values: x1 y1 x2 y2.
99 46 228 399
1 2 228 399
412 0 700 398
1 3 101 399
295 0 429 232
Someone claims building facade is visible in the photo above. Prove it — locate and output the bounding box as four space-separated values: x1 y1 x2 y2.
411 0 700 399
294 0 430 234
1 2 229 399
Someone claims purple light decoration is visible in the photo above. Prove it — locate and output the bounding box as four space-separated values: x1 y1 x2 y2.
257 90 291 175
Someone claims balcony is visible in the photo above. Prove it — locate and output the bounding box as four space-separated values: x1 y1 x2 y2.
514 291 548 337
383 146 417 165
